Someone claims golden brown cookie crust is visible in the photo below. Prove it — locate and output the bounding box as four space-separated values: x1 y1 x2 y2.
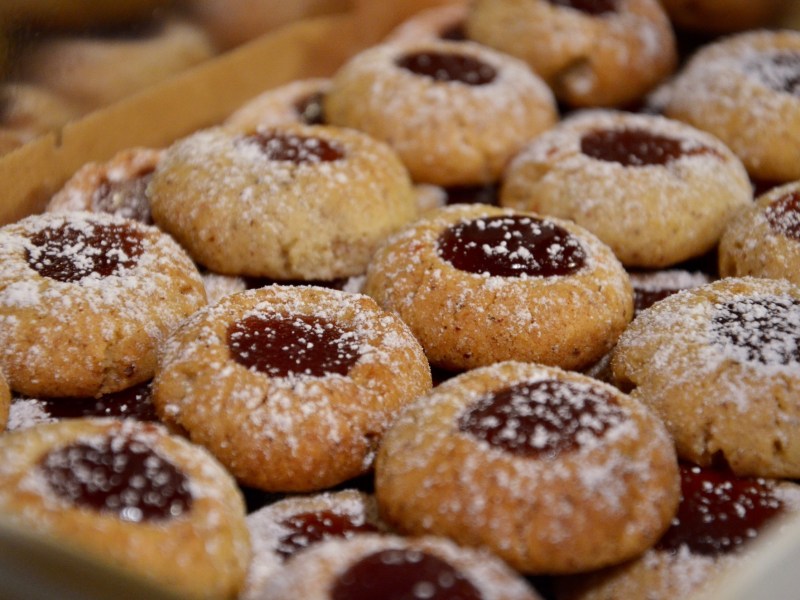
375 362 680 574
363 204 633 372
500 110 752 268
149 123 418 279
324 39 557 186
0 418 250 600
152 285 432 492
612 276 800 478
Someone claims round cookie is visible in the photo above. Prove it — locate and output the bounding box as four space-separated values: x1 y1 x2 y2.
375 361 680 574
465 0 677 108
611 276 800 478
718 180 800 286
323 38 557 187
662 29 800 183
500 110 752 268
260 533 543 600
659 0 786 34
242 489 386 600
0 210 206 398
384 1 470 43
225 78 330 131
556 463 800 600
0 418 250 599
152 285 432 492
149 122 418 279
363 203 633 372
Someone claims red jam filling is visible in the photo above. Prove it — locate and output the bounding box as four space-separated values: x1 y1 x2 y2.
395 51 496 85
765 190 800 241
240 132 344 163
276 510 379 559
92 169 155 224
293 91 326 125
581 128 717 167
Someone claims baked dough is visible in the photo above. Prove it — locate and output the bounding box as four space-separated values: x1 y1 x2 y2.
384 1 470 43
225 78 330 132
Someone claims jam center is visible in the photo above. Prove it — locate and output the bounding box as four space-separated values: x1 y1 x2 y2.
26 221 145 283
437 215 586 277
711 296 800 366
227 313 361 377
92 170 155 225
276 510 379 559
765 190 800 241
748 51 800 96
330 549 482 600
294 91 326 125
396 51 496 85
241 132 344 163
458 379 625 458
581 128 716 167
39 435 192 522
547 0 617 15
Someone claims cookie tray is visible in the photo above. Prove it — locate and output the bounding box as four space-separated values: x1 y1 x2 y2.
2 1 800 598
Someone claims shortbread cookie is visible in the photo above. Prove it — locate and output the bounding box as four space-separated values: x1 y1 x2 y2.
500 110 752 268
0 418 250 599
225 78 330 131
0 211 206 398
149 123 417 279
375 361 680 574
363 204 633 372
384 2 469 43
612 277 800 478
663 29 800 182
152 285 432 492
261 533 543 600
718 181 800 286
324 39 557 186
465 0 677 107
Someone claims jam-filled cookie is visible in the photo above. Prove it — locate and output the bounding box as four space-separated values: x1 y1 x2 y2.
0 211 206 398
363 204 633 372
260 533 543 600
718 181 800 286
556 463 800 600
225 78 330 132
500 110 752 268
384 2 470 43
612 276 800 478
243 489 386 600
149 123 417 280
152 285 432 492
375 361 680 574
465 0 677 108
0 418 250 599
663 29 800 183
323 39 557 187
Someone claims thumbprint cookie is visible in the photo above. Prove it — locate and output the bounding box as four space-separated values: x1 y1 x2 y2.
384 2 470 43
0 211 206 398
612 277 800 478
375 361 680 574
149 123 417 280
362 204 633 372
0 418 250 599
500 110 752 268
152 285 432 492
225 78 330 132
718 180 800 286
323 39 557 187
260 533 543 600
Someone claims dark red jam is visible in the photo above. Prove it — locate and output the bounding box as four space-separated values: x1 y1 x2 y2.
458 379 625 458
581 128 717 167
748 51 800 96
444 183 499 206
26 221 145 283
294 91 326 125
23 381 158 422
39 434 192 522
227 313 361 377
765 190 800 241
395 51 496 85
656 463 784 556
330 548 482 600
711 295 800 365
240 132 344 163
275 510 379 559
547 0 617 16
92 169 155 224
437 215 586 277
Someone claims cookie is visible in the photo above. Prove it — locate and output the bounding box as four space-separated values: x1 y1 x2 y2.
465 0 677 107
324 38 557 186
152 285 432 492
611 276 800 478
662 29 800 183
225 78 330 131
718 180 800 286
149 123 418 280
260 533 543 600
375 361 680 574
500 110 752 268
384 1 470 43
0 211 206 398
363 203 633 372
0 418 250 599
